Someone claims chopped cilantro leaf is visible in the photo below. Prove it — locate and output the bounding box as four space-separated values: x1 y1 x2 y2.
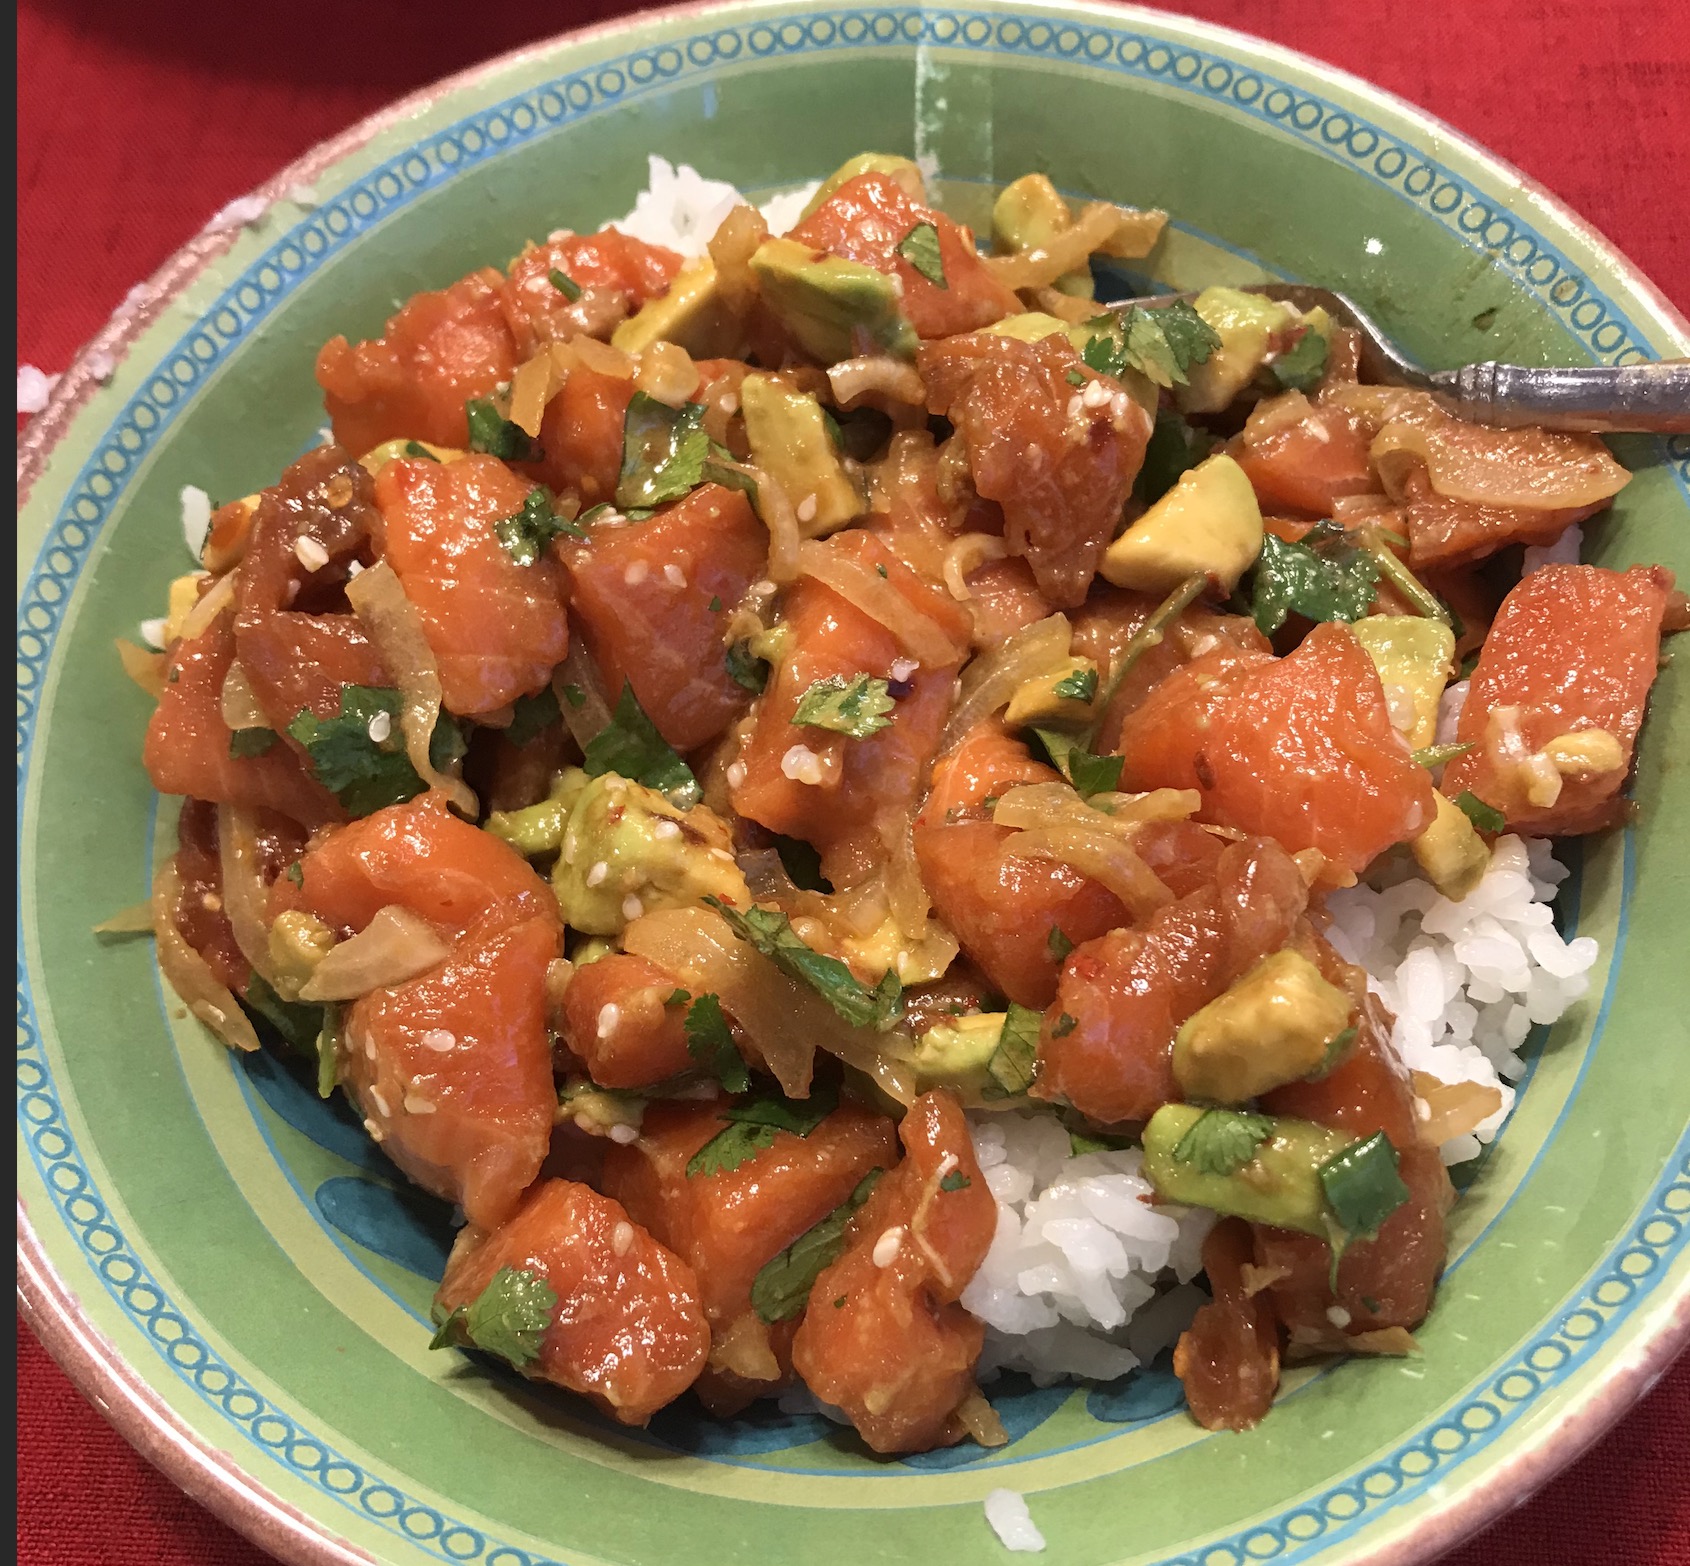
725 640 770 694
581 682 702 808
243 974 321 1058
1065 368 1086 387
403 441 439 462
1053 667 1098 703
1051 1012 1077 1038
773 834 832 893
1271 328 1329 392
548 268 582 301
1454 790 1506 834
465 399 538 462
683 994 750 1094
1031 727 1123 798
983 1003 1042 1098
1047 926 1075 961
228 727 277 759
428 711 467 772
315 1006 341 1099
1312 1023 1358 1079
1410 741 1474 769
286 861 304 888
1084 300 1221 389
686 1084 840 1178
664 987 691 1007
791 674 895 739
428 1264 558 1367
505 687 561 748
1318 1131 1410 1240
287 686 426 816
708 595 722 613
750 1168 883 1321
705 898 904 1031
616 393 710 511
1172 1109 1274 1176
1249 525 1379 636
495 488 585 567
1069 1129 1133 1156
896 221 947 288
559 683 587 710
1133 407 1214 506
939 1169 971 1192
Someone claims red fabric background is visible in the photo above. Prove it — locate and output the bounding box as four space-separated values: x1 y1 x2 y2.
15 1 1690 1562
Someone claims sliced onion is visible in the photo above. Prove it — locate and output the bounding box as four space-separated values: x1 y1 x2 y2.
298 905 451 1002
554 635 614 754
571 335 636 379
994 783 1199 838
1371 412 1630 511
218 805 283 989
942 532 1011 601
116 639 168 700
1095 207 1169 259
175 570 237 647
708 203 769 317
709 1312 781 1381
509 348 568 437
1031 287 1107 325
623 906 919 1106
827 356 928 409
1411 1070 1505 1146
346 561 478 817
718 457 799 582
1243 390 1316 443
152 856 260 1053
218 659 269 732
883 819 931 941
94 901 155 934
635 341 701 408
954 1388 1009 1448
1002 825 1173 919
939 612 1072 750
986 202 1124 291
795 539 963 667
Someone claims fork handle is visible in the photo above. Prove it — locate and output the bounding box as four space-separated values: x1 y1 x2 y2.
1428 360 1690 433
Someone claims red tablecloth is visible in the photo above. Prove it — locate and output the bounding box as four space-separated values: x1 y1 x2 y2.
15 1 1690 1562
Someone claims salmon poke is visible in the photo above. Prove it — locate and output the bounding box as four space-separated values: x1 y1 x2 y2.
123 152 1684 1462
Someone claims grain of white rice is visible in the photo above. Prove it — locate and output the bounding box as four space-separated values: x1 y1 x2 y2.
17 364 59 413
181 485 213 560
1522 523 1583 575
984 1489 1046 1553
613 156 817 256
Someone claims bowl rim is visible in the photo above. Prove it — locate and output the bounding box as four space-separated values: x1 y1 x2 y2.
15 3 1688 1564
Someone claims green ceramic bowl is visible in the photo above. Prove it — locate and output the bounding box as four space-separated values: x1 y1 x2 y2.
17 3 1690 1563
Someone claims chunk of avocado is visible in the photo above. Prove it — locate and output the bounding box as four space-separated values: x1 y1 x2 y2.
357 438 466 475
1142 1104 1352 1235
162 571 210 644
739 372 863 537
557 1078 644 1137
981 311 1080 345
1101 452 1264 595
839 914 959 988
991 174 1093 299
266 911 337 1001
1411 791 1491 902
749 237 918 364
551 769 750 935
912 1012 1006 1087
484 769 590 858
611 257 736 357
800 153 927 220
1172 950 1354 1105
1350 616 1456 751
1175 286 1297 415
569 935 617 969
1003 656 1099 729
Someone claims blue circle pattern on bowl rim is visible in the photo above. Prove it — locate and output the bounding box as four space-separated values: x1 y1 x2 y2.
16 9 1690 1565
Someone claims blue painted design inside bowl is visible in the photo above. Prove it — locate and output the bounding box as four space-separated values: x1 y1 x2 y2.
17 8 1689 1565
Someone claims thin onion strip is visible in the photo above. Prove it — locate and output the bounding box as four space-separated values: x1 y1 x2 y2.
795 539 964 668
175 571 237 647
346 561 478 817
93 901 155 934
940 612 1071 750
219 659 269 732
1003 825 1173 919
942 533 1010 602
218 805 283 989
298 905 451 1002
116 639 168 700
827 356 928 408
718 457 800 583
554 636 614 755
152 857 260 1053
992 783 1200 837
986 202 1125 291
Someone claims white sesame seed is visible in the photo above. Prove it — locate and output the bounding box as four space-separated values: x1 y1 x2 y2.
624 561 649 586
1081 377 1111 409
663 563 687 588
750 579 775 598
608 1122 640 1145
1065 394 1084 421
368 1088 391 1119
420 1029 456 1053
1308 421 1332 443
890 657 919 682
366 710 392 744
872 1227 906 1268
585 860 609 888
795 493 818 524
781 744 824 785
652 819 682 840
561 829 578 865
1188 634 1219 657
622 893 645 921
597 1003 622 1039
293 536 330 572
363 1117 385 1143
363 1034 377 1060
1327 1305 1353 1329
726 761 747 789
403 1093 437 1115
200 891 222 913
611 1221 635 1256
720 392 740 415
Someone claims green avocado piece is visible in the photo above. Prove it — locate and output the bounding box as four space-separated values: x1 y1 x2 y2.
1142 1104 1351 1236
550 769 750 935
991 173 1094 298
911 1012 1006 1088
739 372 863 537
749 237 918 365
800 153 927 220
611 257 735 357
1175 285 1298 414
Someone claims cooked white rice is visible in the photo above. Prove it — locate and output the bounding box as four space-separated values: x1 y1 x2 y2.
984 1489 1046 1553
611 155 817 256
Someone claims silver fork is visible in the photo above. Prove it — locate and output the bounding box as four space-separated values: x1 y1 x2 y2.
1127 283 1690 434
